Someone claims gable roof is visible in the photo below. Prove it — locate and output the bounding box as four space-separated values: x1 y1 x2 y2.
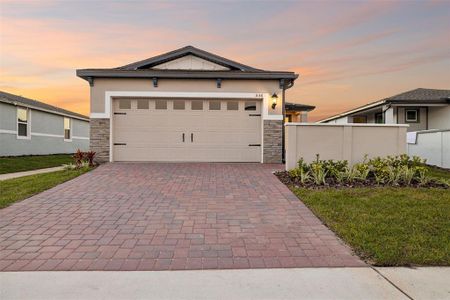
318 88 450 123
77 45 298 83
117 45 262 71
0 91 89 121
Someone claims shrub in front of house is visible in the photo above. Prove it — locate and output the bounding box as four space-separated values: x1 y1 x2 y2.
277 154 449 188
63 149 97 170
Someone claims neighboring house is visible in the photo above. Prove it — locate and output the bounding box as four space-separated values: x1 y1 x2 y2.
0 91 90 156
77 45 298 163
319 88 450 132
285 102 315 122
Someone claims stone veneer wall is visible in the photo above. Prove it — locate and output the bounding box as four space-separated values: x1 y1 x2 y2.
90 118 110 163
263 120 283 163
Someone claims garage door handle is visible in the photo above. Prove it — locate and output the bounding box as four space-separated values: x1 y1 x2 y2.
248 144 261 147
114 112 126 115
182 133 185 142
191 133 194 142
114 143 127 146
249 114 261 116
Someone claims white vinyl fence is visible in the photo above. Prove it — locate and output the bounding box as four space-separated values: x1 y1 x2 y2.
407 129 450 168
285 123 408 170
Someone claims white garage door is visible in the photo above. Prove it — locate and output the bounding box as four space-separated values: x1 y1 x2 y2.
112 98 262 162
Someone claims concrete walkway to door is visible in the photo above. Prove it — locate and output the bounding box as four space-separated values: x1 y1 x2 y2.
0 163 364 271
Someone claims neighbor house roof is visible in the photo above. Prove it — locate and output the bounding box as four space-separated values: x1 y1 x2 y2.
77 45 298 84
285 102 315 112
318 88 450 123
0 91 89 121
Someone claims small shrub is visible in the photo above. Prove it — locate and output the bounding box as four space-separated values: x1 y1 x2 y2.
84 151 96 167
401 166 416 185
73 149 85 168
63 163 77 170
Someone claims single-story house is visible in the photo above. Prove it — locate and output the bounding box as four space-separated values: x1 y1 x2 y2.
0 91 90 156
77 45 298 163
285 102 315 122
318 88 450 132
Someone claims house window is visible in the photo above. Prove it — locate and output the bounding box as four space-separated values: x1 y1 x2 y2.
227 101 239 111
119 99 131 109
155 100 167 110
191 100 203 110
173 100 185 110
405 109 419 123
375 113 384 124
64 117 71 140
137 100 149 109
352 116 367 123
17 107 29 137
209 101 221 110
245 101 256 111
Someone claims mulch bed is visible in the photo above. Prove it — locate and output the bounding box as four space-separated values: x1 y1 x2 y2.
274 171 449 189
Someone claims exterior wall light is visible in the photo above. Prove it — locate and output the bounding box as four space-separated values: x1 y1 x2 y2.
271 93 278 109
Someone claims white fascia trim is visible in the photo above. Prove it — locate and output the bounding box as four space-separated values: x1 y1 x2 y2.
31 132 65 138
72 136 89 140
91 91 267 119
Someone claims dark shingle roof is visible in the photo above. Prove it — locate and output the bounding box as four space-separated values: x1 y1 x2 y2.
285 102 315 112
0 91 89 121
77 45 298 82
384 88 450 101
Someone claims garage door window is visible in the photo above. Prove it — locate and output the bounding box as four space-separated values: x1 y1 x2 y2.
155 100 167 110
137 100 149 109
119 99 131 109
227 101 239 111
209 101 221 110
191 100 203 110
245 101 256 111
173 100 185 110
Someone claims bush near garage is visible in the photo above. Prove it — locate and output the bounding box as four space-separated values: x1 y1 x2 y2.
276 154 449 189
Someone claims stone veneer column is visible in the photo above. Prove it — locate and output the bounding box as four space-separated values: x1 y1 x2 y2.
90 118 110 163
263 120 283 163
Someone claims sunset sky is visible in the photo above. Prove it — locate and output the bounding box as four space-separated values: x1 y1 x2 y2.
1 1 449 121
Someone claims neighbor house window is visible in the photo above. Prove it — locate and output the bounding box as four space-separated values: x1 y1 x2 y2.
17 107 29 138
209 101 221 110
173 100 185 110
64 117 71 140
375 113 384 124
155 100 167 110
137 100 149 109
352 116 367 123
245 101 256 111
227 101 239 110
405 109 419 123
119 99 131 109
191 100 203 110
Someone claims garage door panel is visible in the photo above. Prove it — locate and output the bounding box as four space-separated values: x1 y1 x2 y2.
113 98 262 162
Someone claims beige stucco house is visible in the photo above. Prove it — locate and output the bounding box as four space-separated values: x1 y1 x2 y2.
77 46 298 163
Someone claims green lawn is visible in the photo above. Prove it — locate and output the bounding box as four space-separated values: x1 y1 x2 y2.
0 154 73 174
293 187 450 266
0 168 90 209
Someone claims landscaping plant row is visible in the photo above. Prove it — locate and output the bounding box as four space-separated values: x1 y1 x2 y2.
276 154 449 188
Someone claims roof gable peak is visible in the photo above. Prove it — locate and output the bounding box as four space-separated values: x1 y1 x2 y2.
117 45 263 72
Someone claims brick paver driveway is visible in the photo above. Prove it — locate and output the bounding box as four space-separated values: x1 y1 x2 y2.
0 163 364 271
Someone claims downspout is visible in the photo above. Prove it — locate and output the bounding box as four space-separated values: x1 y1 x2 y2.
281 78 295 164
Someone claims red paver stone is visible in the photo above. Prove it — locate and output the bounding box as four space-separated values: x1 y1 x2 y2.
0 163 364 271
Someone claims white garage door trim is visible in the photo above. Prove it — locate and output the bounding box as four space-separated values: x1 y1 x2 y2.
96 91 277 162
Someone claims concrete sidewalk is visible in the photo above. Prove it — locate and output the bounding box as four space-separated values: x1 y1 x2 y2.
0 166 65 181
1 267 448 300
